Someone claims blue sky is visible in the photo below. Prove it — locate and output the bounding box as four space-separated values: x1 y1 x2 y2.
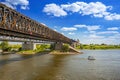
0 0 120 44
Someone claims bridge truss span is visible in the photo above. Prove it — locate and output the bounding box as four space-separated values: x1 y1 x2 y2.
0 3 72 44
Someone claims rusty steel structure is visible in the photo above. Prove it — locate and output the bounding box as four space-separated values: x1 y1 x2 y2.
0 3 72 44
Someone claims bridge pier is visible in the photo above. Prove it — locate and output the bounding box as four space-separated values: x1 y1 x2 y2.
71 42 77 48
22 42 36 50
71 40 80 48
55 42 63 50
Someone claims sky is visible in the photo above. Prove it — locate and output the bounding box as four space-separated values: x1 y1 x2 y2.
0 0 120 45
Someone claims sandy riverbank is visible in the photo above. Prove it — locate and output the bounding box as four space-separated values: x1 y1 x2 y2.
49 50 83 54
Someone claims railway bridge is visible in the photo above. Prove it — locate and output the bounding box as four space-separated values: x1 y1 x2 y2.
0 3 78 50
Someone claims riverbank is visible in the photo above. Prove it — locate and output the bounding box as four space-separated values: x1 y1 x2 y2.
49 50 83 54
1 49 83 55
16 50 83 55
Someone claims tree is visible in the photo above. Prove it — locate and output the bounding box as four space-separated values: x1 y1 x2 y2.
61 44 69 52
0 41 10 51
80 44 83 49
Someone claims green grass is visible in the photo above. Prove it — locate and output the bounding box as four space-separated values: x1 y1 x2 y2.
17 50 36 54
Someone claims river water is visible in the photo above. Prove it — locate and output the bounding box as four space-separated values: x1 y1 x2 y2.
0 50 120 80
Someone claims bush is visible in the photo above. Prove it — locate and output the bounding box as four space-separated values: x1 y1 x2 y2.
36 44 51 52
61 44 69 52
0 41 10 51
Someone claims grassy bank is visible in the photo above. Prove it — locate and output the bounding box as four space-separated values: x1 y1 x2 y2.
0 41 82 55
77 44 120 50
17 50 36 54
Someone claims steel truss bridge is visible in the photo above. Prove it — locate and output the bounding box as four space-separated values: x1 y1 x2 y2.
0 3 72 44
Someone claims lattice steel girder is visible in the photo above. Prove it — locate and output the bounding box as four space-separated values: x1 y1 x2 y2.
0 3 72 44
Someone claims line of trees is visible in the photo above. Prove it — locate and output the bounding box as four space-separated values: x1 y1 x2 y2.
76 44 120 50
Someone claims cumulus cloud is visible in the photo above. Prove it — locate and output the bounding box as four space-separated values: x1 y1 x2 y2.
104 13 120 20
107 27 119 30
61 27 77 31
61 2 83 12
43 3 67 17
1 0 29 10
43 1 120 20
74 24 100 31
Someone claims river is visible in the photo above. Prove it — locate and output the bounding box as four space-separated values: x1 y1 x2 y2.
0 50 120 80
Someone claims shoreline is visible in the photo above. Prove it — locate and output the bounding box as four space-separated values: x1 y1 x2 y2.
49 50 83 54
0 50 83 55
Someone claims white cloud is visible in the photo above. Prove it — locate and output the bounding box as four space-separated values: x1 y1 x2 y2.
81 33 120 44
97 31 119 34
78 2 111 16
61 2 82 12
68 32 75 35
41 23 47 26
104 13 120 20
74 24 100 31
1 0 29 10
53 29 57 31
89 34 105 39
107 27 119 30
2 2 15 9
81 38 119 45
43 1 120 20
43 3 67 17
108 34 120 39
21 5 29 10
61 33 64 35
61 27 77 31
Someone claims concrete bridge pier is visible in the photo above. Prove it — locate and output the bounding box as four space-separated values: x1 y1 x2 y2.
22 42 36 50
71 42 77 48
55 42 63 50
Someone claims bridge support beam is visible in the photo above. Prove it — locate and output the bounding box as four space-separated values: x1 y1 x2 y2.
22 42 36 50
55 42 63 50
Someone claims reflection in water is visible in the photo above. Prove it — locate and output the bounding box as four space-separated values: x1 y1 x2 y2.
0 50 120 80
34 55 71 80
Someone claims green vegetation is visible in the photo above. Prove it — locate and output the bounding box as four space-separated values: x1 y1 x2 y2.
0 41 22 52
78 44 120 50
9 44 21 50
17 50 35 54
0 41 11 51
0 41 75 54
61 44 69 52
35 44 51 52
17 44 51 54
